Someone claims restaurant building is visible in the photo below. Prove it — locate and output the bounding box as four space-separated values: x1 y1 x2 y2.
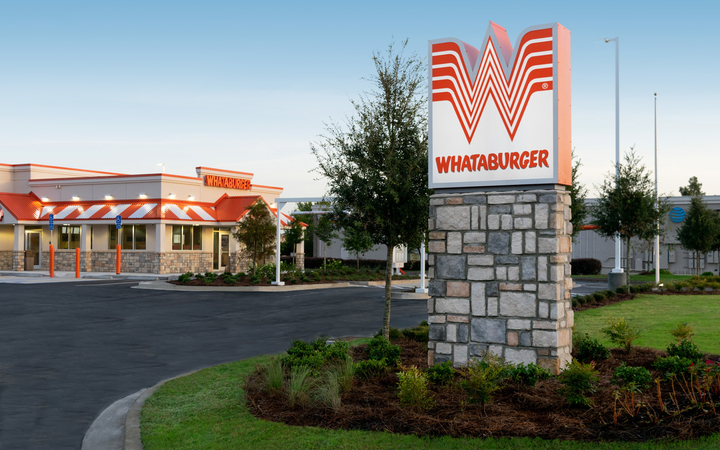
0 163 292 274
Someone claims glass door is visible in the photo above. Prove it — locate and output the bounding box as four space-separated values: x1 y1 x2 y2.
213 229 231 271
25 230 42 268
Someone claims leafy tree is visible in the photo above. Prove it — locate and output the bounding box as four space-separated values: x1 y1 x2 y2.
679 176 705 197
296 202 314 257
311 213 338 271
342 220 375 269
312 40 430 339
283 218 304 266
569 149 589 242
676 195 720 275
232 199 276 274
591 148 669 277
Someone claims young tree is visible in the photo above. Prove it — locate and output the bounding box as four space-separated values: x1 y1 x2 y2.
296 202 314 257
312 40 430 339
232 200 276 273
312 213 338 271
679 176 705 197
283 218 304 266
676 195 720 275
591 148 669 275
342 220 375 269
569 149 589 242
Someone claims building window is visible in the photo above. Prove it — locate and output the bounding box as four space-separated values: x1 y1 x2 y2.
172 225 202 250
58 225 81 249
109 225 147 250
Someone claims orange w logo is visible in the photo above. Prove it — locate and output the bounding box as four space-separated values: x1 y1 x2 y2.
431 23 554 142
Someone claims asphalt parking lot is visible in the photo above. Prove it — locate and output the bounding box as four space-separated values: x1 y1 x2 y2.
0 281 427 450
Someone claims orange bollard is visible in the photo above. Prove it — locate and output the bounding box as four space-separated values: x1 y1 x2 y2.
75 247 80 278
49 244 55 278
116 244 121 274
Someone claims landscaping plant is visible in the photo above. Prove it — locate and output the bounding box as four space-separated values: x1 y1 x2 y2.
506 363 552 387
366 335 401 366
667 339 704 361
670 322 695 342
610 363 652 420
557 360 600 407
396 365 434 411
459 353 508 406
287 365 314 407
575 333 611 363
426 360 455 385
601 317 642 353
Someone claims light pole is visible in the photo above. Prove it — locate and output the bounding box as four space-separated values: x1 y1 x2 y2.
654 93 660 285
605 37 625 290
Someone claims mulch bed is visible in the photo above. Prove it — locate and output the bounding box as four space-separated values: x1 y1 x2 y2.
245 338 720 442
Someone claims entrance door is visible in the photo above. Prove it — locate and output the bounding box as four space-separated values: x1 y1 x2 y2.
213 230 230 271
25 230 42 268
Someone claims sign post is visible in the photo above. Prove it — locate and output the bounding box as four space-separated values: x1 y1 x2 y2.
116 215 122 275
49 214 55 278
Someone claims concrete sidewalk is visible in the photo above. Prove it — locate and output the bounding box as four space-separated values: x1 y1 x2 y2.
0 270 182 283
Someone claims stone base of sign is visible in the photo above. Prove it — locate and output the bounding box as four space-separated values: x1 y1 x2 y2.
608 271 627 292
427 189 573 374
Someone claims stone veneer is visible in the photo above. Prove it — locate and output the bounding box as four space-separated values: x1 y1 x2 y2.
0 251 13 270
39 251 215 274
427 190 573 374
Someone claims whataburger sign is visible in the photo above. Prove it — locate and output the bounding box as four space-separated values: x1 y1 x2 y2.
429 22 571 189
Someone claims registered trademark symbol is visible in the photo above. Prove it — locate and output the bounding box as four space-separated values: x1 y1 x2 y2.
542 83 548 89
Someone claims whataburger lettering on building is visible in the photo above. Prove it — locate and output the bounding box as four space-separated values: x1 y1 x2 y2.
204 175 251 190
429 21 571 188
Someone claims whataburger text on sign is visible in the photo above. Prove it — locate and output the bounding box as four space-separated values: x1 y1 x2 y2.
429 22 571 189
204 175 251 190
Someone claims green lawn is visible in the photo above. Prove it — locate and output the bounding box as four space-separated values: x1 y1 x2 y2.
574 294 720 355
141 301 720 449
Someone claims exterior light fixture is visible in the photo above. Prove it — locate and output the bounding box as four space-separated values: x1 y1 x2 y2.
72 196 80 201
41 197 49 202
188 195 195 200
168 193 176 199
105 195 113 200
139 193 147 199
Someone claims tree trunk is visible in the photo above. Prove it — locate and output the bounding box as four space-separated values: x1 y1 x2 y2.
697 252 701 276
383 244 393 340
323 241 326 271
356 252 360 270
625 237 631 293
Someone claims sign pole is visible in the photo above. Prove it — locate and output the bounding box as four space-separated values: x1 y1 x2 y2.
116 215 122 275
49 214 54 278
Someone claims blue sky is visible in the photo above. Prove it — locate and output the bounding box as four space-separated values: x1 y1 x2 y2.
1 0 718 200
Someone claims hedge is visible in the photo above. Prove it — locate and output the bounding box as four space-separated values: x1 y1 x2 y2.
571 258 602 275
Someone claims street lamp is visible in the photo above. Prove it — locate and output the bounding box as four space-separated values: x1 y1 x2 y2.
605 37 626 290
655 93 660 285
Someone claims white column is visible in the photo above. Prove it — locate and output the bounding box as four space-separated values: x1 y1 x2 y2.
80 224 91 251
155 223 166 253
14 225 25 251
415 241 427 294
272 202 285 286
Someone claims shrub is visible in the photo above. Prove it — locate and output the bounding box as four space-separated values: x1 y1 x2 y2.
401 323 429 343
667 339 704 361
654 355 695 378
603 290 616 299
558 360 600 407
506 363 552 387
261 357 285 393
314 370 342 411
332 357 355 393
203 272 218 284
221 272 237 284
355 359 388 379
178 272 193 284
257 263 276 280
601 317 642 353
283 338 350 375
670 323 695 343
611 363 652 391
459 353 508 405
616 286 627 294
570 258 602 275
287 365 314 407
572 299 578 308
575 333 611 363
593 291 606 302
426 360 455 385
367 335 401 366
396 366 434 411
701 271 714 276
